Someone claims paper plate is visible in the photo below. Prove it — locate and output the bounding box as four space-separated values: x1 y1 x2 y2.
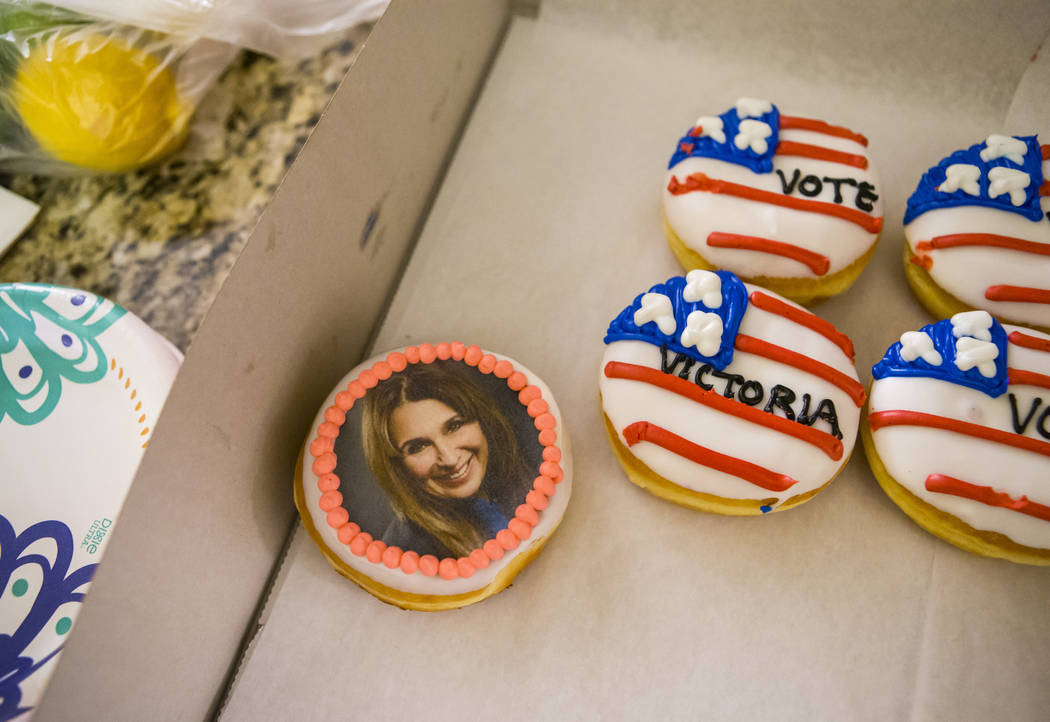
0 283 182 719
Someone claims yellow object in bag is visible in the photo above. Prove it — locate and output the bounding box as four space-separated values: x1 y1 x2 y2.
14 32 188 172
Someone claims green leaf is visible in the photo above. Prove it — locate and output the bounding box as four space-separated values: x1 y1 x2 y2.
0 2 89 35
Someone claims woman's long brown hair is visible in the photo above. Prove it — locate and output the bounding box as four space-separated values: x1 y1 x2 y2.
362 361 532 557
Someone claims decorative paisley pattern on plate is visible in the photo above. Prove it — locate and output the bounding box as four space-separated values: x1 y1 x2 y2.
0 284 126 426
0 514 97 720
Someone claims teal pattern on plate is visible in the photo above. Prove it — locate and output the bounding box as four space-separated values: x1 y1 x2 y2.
0 283 125 426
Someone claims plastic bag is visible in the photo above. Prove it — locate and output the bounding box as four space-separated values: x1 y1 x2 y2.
0 1 238 174
50 0 389 59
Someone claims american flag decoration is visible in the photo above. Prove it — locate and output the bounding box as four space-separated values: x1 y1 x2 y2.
663 98 882 281
904 134 1046 223
867 312 1050 550
601 271 863 513
905 134 1050 329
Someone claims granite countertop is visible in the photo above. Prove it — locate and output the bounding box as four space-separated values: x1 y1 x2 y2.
0 24 371 352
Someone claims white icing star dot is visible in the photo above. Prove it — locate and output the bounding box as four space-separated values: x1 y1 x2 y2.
634 292 676 335
980 134 1028 165
955 337 999 378
987 167 1030 207
899 331 943 366
693 116 726 144
734 120 772 155
679 311 723 357
735 97 773 119
682 270 723 308
951 310 994 341
937 164 981 196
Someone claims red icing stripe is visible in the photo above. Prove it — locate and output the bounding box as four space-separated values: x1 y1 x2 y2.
914 233 1050 259
707 231 830 276
868 410 1050 459
747 290 855 359
734 334 866 406
775 140 868 169
778 115 869 147
667 173 883 233
1009 330 1050 353
1008 368 1050 390
925 474 1050 523
1040 181 1050 197
621 420 797 491
985 285 1050 305
1042 145 1050 160
604 361 843 460
909 253 933 271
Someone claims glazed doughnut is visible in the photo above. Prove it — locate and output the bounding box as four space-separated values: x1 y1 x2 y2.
904 133 1050 333
600 270 863 515
296 343 571 610
663 97 882 304
863 311 1050 564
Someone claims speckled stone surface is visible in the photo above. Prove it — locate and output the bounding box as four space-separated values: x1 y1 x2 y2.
0 24 371 352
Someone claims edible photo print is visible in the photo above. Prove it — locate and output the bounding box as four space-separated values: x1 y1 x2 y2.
332 359 543 559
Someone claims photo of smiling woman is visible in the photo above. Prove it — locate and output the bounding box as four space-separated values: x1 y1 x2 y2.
361 361 537 559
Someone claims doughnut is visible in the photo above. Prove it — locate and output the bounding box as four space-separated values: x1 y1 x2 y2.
904 133 1050 333
295 343 571 610
863 310 1050 564
600 270 863 515
663 97 883 304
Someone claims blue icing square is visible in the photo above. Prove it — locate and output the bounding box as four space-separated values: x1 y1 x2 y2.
904 135 1044 224
603 271 749 370
871 316 1009 398
667 103 780 175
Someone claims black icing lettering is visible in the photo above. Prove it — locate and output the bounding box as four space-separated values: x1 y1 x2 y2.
654 352 845 439
797 175 823 197
660 346 691 376
710 368 744 399
855 181 879 212
810 398 843 440
775 168 801 195
694 364 714 391
1038 406 1050 440
1008 393 1042 435
763 384 796 421
738 380 764 406
822 177 848 204
797 393 813 424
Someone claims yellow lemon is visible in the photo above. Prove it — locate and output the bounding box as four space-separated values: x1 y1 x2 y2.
14 33 188 172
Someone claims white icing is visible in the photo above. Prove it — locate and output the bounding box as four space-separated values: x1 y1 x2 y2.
600 283 860 507
980 134 1028 165
734 119 772 155
694 116 726 144
634 292 677 335
951 310 994 341
936 163 981 196
904 201 1050 329
682 269 722 307
300 349 572 597
679 310 723 357
900 331 942 366
735 97 772 118
987 167 1030 206
953 337 999 378
869 324 1050 549
664 120 881 280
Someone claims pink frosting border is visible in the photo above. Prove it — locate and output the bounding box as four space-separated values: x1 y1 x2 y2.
306 342 565 581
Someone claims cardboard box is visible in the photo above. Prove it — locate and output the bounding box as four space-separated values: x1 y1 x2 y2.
39 1 1050 719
